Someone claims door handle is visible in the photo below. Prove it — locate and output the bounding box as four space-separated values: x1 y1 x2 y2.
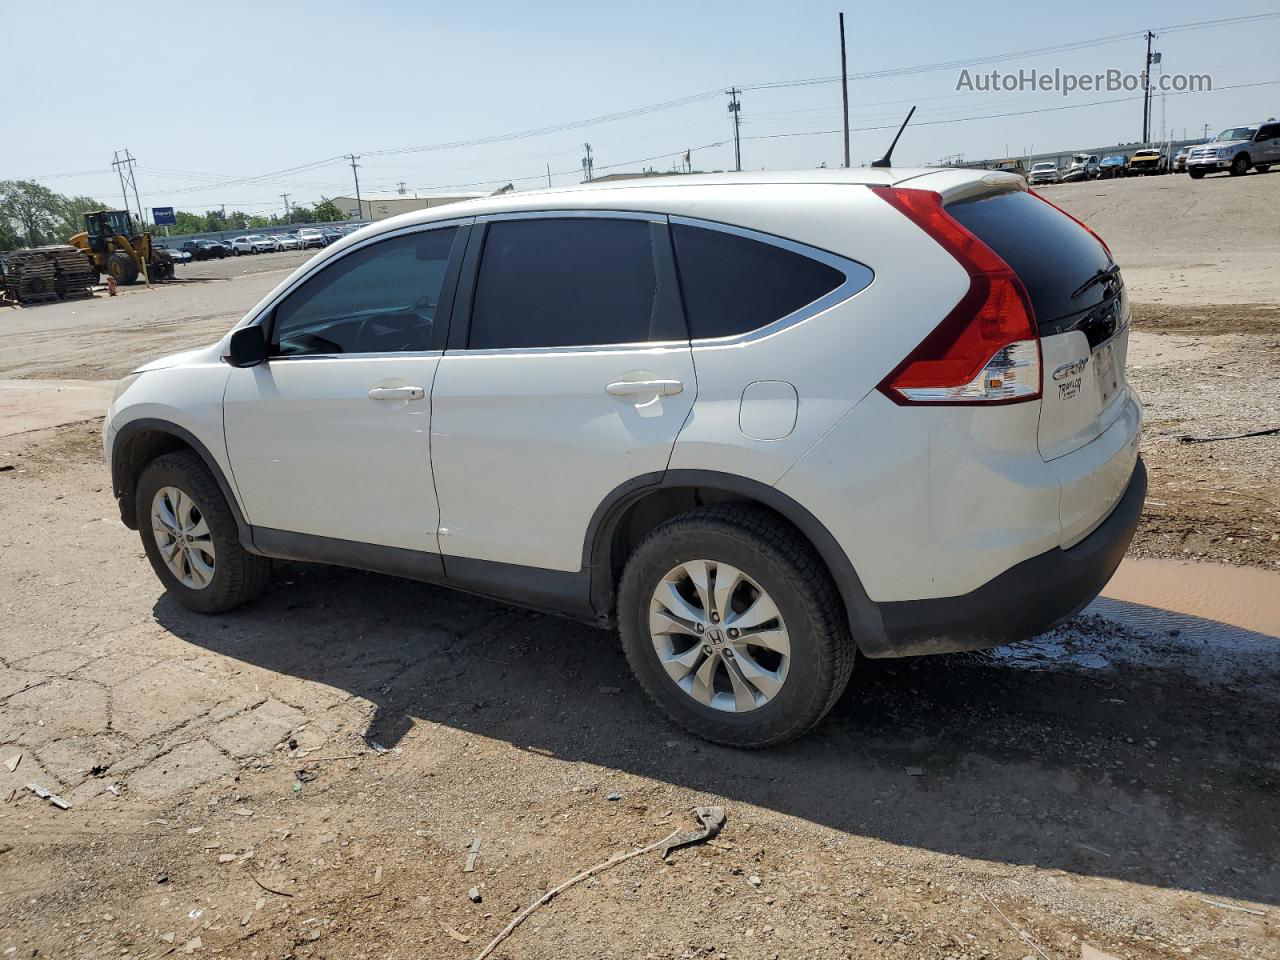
606 379 684 398
368 385 424 401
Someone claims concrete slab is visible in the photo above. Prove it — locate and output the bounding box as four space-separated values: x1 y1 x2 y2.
126 739 237 799
206 698 305 759
0 378 116 438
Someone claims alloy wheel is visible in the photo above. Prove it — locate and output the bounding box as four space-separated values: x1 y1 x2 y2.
150 486 216 589
648 559 791 713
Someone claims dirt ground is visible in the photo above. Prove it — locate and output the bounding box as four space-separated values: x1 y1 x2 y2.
1 173 1278 959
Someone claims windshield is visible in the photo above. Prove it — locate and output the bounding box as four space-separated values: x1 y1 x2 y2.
1215 127 1257 142
1032 163 1054 171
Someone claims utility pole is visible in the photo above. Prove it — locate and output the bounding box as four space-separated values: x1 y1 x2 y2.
727 88 742 172
1202 123 1210 139
838 13 850 168
111 149 144 227
581 143 594 182
280 193 291 220
346 154 363 219
546 163 552 187
397 181 407 195
1141 31 1155 143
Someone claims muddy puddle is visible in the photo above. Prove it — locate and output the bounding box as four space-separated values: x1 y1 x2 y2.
989 558 1280 688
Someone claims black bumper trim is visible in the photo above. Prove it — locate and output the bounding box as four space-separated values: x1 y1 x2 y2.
861 456 1146 658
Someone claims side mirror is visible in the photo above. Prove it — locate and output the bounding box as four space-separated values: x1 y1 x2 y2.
227 325 268 368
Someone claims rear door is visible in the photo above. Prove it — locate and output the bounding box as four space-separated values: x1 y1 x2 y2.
946 189 1126 461
430 213 695 574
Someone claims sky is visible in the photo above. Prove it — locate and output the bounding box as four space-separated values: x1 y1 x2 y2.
6 0 1279 219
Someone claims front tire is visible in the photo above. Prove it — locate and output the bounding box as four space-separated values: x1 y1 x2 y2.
136 451 270 614
1230 154 1250 176
1188 169 1206 179
618 506 854 748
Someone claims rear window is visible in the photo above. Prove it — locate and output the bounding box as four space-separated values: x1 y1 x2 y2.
946 191 1113 324
672 224 845 339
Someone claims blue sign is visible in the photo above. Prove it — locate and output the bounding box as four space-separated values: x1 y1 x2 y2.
152 206 176 226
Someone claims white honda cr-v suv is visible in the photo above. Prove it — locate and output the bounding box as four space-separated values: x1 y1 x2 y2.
105 167 1143 746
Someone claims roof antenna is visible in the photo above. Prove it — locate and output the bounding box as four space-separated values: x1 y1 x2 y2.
871 106 916 168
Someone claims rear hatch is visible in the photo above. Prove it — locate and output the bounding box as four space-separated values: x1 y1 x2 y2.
946 189 1129 461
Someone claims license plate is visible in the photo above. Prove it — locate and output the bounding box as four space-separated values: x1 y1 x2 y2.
1093 341 1120 406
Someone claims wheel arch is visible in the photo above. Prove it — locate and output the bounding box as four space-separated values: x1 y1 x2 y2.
111 418 253 550
584 470 886 645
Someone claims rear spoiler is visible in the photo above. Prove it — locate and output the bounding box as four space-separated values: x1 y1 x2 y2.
892 169 1028 206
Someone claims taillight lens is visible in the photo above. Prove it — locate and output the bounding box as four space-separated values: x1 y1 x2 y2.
870 186 1040 406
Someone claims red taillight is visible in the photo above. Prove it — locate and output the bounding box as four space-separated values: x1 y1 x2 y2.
870 186 1040 406
1027 188 1112 257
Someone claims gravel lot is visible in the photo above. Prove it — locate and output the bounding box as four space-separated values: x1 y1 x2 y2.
1 174 1277 959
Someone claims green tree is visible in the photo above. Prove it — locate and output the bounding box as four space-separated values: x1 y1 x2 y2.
313 198 345 223
52 194 105 240
166 210 209 236
0 179 60 246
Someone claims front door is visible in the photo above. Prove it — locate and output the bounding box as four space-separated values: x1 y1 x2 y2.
224 224 465 552
430 214 696 574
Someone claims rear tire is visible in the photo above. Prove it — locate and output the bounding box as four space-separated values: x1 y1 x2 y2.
136 451 270 614
618 505 854 748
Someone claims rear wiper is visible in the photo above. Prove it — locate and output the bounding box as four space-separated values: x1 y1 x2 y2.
1071 262 1121 299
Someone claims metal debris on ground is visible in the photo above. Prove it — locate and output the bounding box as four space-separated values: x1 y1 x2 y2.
905 766 925 777
1201 897 1266 916
1178 426 1280 444
472 806 727 960
463 836 482 873
439 921 470 943
26 783 70 810
468 886 482 903
606 791 622 801
660 806 726 860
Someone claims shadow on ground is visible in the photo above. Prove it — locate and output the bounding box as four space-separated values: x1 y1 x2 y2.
154 561 1280 906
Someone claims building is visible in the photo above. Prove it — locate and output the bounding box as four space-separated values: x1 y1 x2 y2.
330 192 489 222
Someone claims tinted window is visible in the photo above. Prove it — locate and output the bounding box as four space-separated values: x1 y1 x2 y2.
672 225 845 339
469 218 682 349
272 227 457 356
947 191 1112 325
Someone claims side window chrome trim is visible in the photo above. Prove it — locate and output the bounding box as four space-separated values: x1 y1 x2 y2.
668 215 875 347
264 350 445 363
241 216 475 330
445 340 691 359
473 209 666 225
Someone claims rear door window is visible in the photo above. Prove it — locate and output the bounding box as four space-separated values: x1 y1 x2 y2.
672 224 846 339
468 217 683 349
946 191 1113 326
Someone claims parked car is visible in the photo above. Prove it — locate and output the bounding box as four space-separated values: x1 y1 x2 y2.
1187 121 1280 178
160 246 191 265
1128 149 1165 176
296 228 327 249
322 228 342 246
1061 153 1101 182
1097 155 1128 178
1027 162 1060 185
229 236 271 255
272 234 302 251
182 240 227 261
104 168 1143 746
1172 146 1192 173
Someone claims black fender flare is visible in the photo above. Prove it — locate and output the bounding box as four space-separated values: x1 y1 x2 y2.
110 418 255 551
582 469 886 645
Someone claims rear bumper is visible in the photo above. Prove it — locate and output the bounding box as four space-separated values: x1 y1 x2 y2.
859 457 1146 657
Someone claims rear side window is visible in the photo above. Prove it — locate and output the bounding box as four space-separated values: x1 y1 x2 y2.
946 191 1112 324
672 224 845 339
469 218 683 349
